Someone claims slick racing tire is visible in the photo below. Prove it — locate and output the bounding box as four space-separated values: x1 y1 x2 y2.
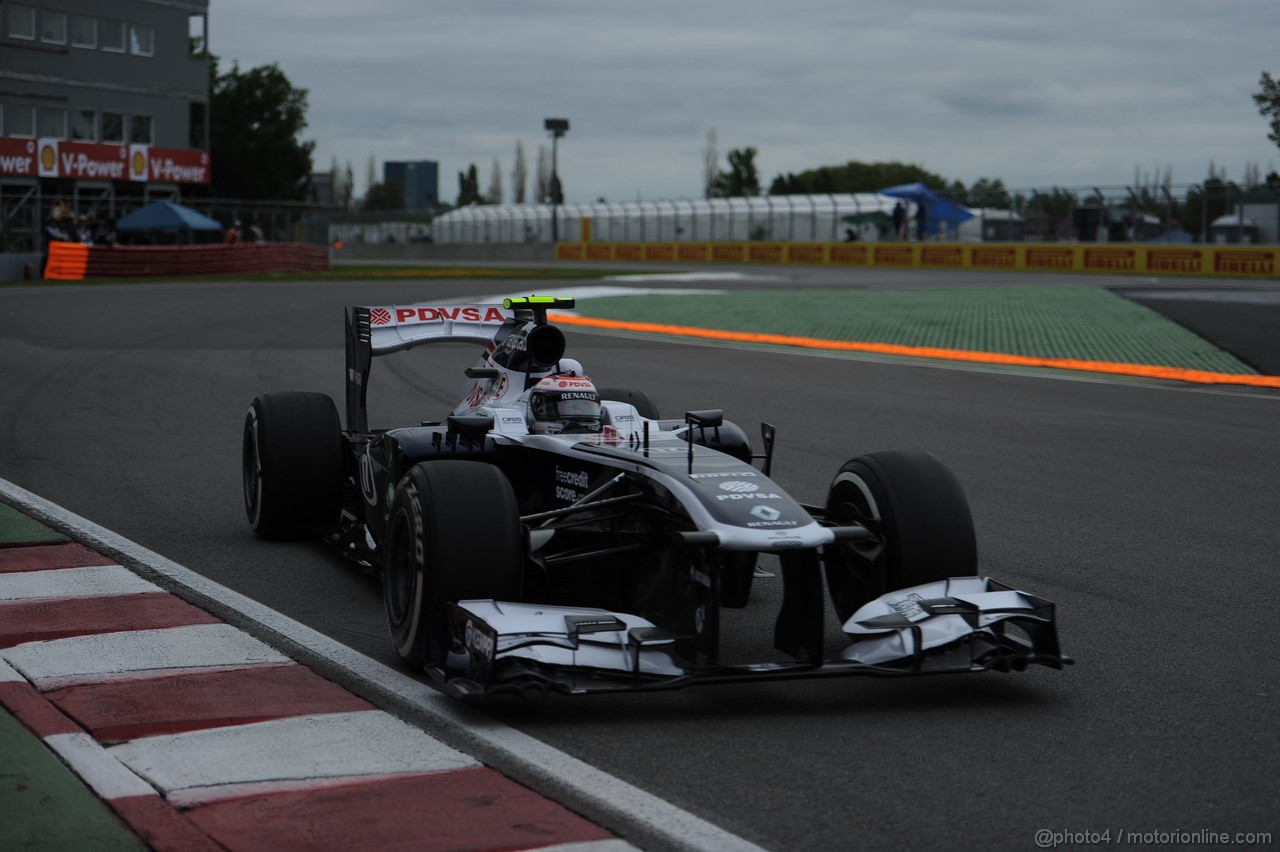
598 387 660 419
823 449 977 622
243 392 343 540
383 461 523 669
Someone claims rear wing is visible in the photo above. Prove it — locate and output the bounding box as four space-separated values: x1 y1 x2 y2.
345 304 512 432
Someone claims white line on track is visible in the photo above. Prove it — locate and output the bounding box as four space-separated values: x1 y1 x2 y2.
0 477 770 852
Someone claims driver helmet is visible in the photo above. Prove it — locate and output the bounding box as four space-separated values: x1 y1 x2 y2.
528 374 601 434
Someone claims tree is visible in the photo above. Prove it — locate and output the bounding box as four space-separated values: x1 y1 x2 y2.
768 160 952 195
487 158 503 204
512 140 527 204
967 177 1012 209
713 147 761 197
702 128 719 199
456 164 483 206
535 145 552 203
324 156 354 209
1253 71 1280 151
365 154 377 198
209 56 314 200
342 161 355 210
362 179 404 211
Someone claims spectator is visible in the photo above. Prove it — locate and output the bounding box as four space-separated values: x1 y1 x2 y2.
915 203 927 241
249 219 265 244
225 220 241 243
892 202 906 240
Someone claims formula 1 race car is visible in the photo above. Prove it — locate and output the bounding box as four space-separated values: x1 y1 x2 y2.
242 296 1070 698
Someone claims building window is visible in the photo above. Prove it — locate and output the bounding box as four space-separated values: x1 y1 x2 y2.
129 24 154 57
101 111 123 143
101 19 125 53
7 5 36 40
70 15 96 48
188 14 206 57
5 104 36 137
40 9 66 44
129 115 152 145
39 107 67 139
189 102 207 149
71 109 96 141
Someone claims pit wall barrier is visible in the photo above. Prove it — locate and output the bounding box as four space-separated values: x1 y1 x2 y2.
554 241 1278 279
43 242 330 281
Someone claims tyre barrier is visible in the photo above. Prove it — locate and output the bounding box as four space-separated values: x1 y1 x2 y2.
43 242 330 281
554 240 1279 279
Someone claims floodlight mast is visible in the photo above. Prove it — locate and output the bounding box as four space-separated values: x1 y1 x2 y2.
544 118 569 243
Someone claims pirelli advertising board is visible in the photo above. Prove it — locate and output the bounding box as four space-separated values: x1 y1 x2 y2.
0 137 211 184
557 239 1277 279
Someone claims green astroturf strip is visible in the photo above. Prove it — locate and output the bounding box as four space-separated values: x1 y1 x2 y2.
572 287 1258 375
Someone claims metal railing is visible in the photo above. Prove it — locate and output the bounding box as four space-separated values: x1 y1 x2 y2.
6 181 1277 257
0 183 343 253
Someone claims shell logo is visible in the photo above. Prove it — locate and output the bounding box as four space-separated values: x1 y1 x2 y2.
130 150 147 177
40 144 56 171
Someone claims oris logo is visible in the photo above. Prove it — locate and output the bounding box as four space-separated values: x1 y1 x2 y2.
358 450 377 505
750 505 781 521
718 481 759 494
464 620 495 659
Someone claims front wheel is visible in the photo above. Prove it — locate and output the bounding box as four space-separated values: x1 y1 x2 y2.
242 392 343 540
823 449 977 621
382 461 524 668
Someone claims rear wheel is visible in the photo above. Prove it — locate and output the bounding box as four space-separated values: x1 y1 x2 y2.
823 449 977 621
383 461 523 668
598 387 660 419
242 392 343 540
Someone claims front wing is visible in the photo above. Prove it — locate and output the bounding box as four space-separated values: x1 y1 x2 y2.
430 577 1071 699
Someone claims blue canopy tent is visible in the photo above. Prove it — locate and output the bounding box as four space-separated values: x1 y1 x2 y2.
115 200 223 241
879 182 974 238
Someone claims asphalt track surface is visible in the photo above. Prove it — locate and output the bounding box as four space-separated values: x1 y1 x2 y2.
1 266 1278 850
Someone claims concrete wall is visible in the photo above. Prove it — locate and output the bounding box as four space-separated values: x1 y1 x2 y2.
0 255 43 281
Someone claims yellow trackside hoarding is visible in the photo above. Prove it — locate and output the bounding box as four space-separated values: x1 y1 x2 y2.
557 241 1277 279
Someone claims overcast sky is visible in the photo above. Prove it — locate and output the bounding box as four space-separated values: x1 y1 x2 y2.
211 0 1279 203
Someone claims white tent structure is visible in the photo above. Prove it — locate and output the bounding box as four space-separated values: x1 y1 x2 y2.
430 194 911 244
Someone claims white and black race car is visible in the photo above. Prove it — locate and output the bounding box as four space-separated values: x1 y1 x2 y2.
242 296 1070 698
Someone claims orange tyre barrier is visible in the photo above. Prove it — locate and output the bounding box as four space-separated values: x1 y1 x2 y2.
43 242 330 281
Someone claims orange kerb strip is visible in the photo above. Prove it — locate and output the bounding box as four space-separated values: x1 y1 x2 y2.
549 313 1280 389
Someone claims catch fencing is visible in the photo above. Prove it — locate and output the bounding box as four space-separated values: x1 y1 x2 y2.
425 184 1280 247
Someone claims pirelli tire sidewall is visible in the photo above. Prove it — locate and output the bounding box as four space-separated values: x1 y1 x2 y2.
383 460 523 669
825 449 978 619
242 392 343 540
